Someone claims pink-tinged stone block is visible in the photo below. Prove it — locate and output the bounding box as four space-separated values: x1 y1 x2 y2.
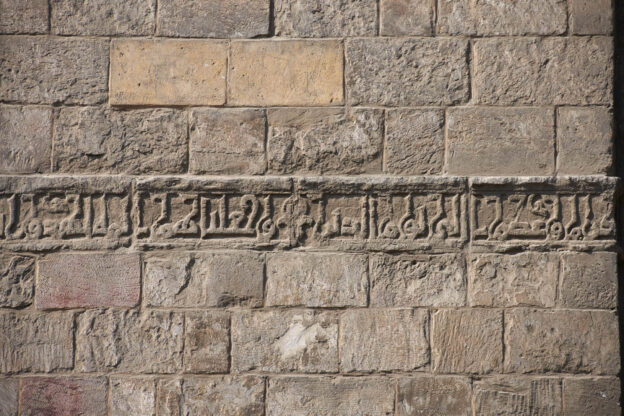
21 377 107 416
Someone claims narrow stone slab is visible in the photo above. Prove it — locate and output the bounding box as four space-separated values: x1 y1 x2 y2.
0 106 51 174
0 378 17 416
0 254 34 308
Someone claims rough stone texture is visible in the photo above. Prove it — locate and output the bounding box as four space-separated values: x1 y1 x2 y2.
0 0 48 34
184 311 230 373
21 377 107 416
346 38 469 106
158 376 265 415
110 39 227 106
473 37 613 105
563 377 621 415
557 107 613 175
569 0 613 34
560 252 617 309
51 0 155 35
229 40 344 106
380 0 433 36
340 309 429 372
190 109 265 175
397 376 472 416
0 37 108 105
505 310 619 374
267 108 383 174
0 254 34 308
266 252 367 307
438 0 566 35
0 106 51 174
76 309 184 373
447 107 554 176
0 311 73 373
232 310 338 373
0 378 17 416
145 252 264 308
370 254 465 307
384 109 444 175
432 309 503 374
54 107 188 174
110 377 156 416
473 377 562 415
157 0 269 38
468 253 558 307
267 376 395 416
275 0 376 37
37 253 140 309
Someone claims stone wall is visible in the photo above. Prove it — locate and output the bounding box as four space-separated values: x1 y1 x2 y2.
0 0 619 415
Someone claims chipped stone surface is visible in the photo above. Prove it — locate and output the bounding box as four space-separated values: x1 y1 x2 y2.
0 311 73 373
0 106 51 174
0 0 48 34
473 377 562 415
157 0 269 38
0 378 17 416
267 108 383 174
563 377 621 415
275 0 376 37
0 254 34 308
340 309 429 372
397 376 472 416
76 309 184 373
0 37 108 104
432 309 502 374
468 253 558 307
145 252 264 308
54 107 188 174
51 0 155 35
232 310 338 373
370 254 465 307
505 310 619 374
380 0 433 36
184 311 230 373
21 377 107 416
267 376 395 416
560 252 617 309
110 377 156 416
190 109 265 175
569 0 613 34
346 38 469 106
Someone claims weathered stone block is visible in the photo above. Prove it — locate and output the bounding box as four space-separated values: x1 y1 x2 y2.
21 377 107 416
380 0 433 36
397 376 471 416
473 37 613 105
110 39 227 105
267 108 382 174
560 252 617 309
340 309 429 372
557 107 613 175
158 376 265 415
267 376 395 416
110 377 156 416
432 309 502 374
370 254 465 307
569 0 613 34
145 252 264 308
157 0 269 38
468 253 558 307
54 107 188 174
184 311 230 373
76 309 183 373
0 0 48 34
190 109 265 175
0 378 17 416
0 37 108 104
563 377 621 415
229 40 343 106
346 38 469 106
384 109 444 175
0 255 34 308
37 253 140 309
266 252 367 307
51 0 155 35
447 107 554 176
0 106 51 174
474 377 562 415
505 310 619 374
0 311 73 373
275 0 376 36
438 0 566 35
232 310 338 373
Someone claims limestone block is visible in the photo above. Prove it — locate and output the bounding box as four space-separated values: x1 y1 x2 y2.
560 252 617 309
0 0 48 33
474 377 562 415
184 311 230 373
0 254 34 308
0 105 51 173
21 377 107 416
0 378 17 416
563 377 621 415
110 377 156 416
569 0 613 34
397 376 472 416
380 0 434 36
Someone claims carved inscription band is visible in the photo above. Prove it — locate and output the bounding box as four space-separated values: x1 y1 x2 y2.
0 176 617 252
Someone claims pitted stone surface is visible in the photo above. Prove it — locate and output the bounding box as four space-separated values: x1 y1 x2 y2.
0 106 51 174
397 376 472 416
0 255 34 308
473 377 562 415
110 377 156 416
